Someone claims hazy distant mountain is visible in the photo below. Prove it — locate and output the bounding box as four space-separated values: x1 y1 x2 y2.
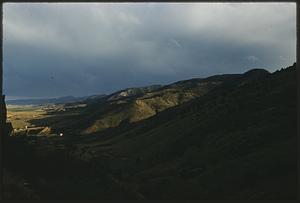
6 95 105 105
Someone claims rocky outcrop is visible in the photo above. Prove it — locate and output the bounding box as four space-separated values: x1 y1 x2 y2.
39 127 52 135
1 95 7 135
1 95 13 137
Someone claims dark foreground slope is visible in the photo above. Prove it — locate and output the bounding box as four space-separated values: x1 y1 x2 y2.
3 64 297 199
76 64 297 199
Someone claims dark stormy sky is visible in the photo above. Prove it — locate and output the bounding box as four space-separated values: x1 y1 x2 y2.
3 3 296 99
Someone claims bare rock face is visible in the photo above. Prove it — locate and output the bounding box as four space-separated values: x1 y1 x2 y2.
1 95 12 137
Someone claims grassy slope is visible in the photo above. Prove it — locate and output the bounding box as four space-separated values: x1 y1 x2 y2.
33 76 237 135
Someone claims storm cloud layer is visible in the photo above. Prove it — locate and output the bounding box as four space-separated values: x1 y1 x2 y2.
3 3 296 98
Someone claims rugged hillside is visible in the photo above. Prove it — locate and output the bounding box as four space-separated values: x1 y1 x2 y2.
74 63 296 199
33 75 240 135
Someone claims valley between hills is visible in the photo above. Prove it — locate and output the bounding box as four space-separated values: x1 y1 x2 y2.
3 63 297 199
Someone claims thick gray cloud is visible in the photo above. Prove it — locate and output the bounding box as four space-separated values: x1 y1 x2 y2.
3 3 296 98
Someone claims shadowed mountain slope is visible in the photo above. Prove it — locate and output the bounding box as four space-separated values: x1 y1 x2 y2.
74 64 296 199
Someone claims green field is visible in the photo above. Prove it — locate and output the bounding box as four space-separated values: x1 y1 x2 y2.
7 105 48 129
